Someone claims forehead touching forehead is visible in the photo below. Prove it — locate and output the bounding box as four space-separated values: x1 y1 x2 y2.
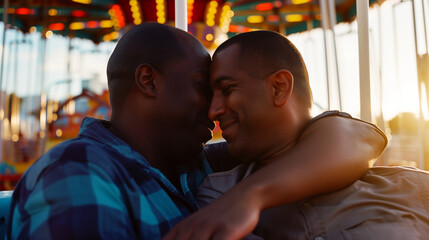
107 23 209 112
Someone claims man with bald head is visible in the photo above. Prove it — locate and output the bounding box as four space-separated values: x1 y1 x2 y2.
8 24 385 239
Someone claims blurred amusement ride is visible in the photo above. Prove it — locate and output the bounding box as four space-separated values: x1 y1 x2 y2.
1 0 429 190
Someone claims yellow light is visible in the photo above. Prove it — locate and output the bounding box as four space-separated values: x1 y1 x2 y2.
247 15 264 23
70 22 85 30
56 129 63 137
214 38 223 46
291 0 311 4
133 12 141 19
223 5 230 11
157 12 165 17
12 134 19 142
134 19 142 25
285 14 304 22
156 5 164 11
29 26 37 33
39 131 45 138
0 109 3 120
131 5 140 13
45 30 53 38
72 0 91 4
209 8 217 14
227 10 234 18
207 20 215 26
103 35 111 42
206 33 214 41
108 9 115 16
100 20 113 28
157 17 166 24
156 0 164 3
188 0 194 3
210 1 218 7
48 8 57 16
111 32 119 39
68 100 75 115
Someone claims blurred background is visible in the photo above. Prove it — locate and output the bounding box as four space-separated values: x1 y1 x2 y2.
0 0 428 190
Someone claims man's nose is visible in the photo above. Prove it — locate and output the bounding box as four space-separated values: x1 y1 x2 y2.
208 91 225 121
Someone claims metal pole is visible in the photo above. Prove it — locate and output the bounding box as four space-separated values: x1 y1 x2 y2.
411 0 426 170
0 0 9 162
327 0 342 111
421 0 429 109
376 5 386 133
421 0 428 52
356 0 372 122
175 0 187 31
319 0 331 110
0 0 9 94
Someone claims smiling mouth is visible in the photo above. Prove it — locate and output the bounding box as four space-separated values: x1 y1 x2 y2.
219 119 237 141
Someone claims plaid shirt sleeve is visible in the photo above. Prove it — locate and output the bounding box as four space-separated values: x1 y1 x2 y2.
8 141 137 240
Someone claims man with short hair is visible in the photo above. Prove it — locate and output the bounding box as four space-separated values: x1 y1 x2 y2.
164 30 429 239
8 24 386 239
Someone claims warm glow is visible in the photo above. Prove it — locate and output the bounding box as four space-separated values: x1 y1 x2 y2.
220 4 233 33
206 33 214 41
29 26 37 33
100 20 113 28
157 17 166 24
285 14 304 22
103 31 120 42
291 0 311 4
188 0 195 24
156 0 166 24
49 23 65 31
40 108 46 130
47 102 53 124
111 31 119 39
12 135 19 142
56 129 63 137
70 22 85 30
39 131 45 138
256 3 273 11
16 8 34 15
86 21 98 28
72 0 91 4
45 30 53 38
110 4 125 30
206 0 218 27
48 9 57 16
71 10 86 17
247 15 264 24
267 15 280 22
129 0 143 25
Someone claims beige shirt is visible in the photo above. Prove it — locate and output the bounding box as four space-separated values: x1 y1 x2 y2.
197 166 429 240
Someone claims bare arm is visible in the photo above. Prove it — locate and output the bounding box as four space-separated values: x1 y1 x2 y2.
163 115 387 240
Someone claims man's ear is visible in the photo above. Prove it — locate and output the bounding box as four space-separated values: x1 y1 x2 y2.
270 70 294 107
135 64 158 98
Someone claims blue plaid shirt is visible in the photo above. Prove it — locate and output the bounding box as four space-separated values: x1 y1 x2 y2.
7 117 217 240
